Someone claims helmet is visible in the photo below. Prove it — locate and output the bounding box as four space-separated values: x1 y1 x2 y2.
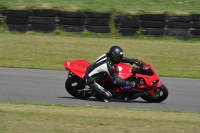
108 46 123 64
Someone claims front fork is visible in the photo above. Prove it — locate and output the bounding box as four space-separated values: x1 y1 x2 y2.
149 81 163 97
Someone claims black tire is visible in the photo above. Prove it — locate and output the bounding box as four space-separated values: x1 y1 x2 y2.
190 14 200 22
167 22 190 29
8 24 29 32
115 22 140 28
57 17 85 25
86 18 110 26
191 29 200 35
115 15 140 23
191 22 200 29
29 16 56 24
174 36 190 40
57 25 84 32
58 11 85 18
86 26 110 33
2 10 29 17
141 28 165 35
119 28 139 36
85 12 111 19
65 75 92 99
167 16 190 23
6 17 28 25
30 24 56 33
141 21 166 28
140 84 168 103
166 28 190 36
140 14 166 21
190 35 200 39
30 9 57 17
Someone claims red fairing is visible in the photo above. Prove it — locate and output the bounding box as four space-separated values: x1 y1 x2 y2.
114 63 133 80
64 60 90 79
136 62 161 87
115 62 162 96
136 62 162 96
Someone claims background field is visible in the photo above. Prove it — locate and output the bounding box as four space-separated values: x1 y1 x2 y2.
0 0 200 14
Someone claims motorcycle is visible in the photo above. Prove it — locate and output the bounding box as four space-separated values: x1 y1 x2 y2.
64 59 168 103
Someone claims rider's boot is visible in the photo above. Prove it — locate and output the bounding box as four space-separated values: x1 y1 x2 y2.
90 82 112 102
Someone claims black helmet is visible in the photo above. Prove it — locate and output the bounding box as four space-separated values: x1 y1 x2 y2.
108 46 123 64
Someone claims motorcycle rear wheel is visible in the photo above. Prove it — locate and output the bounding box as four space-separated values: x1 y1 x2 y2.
140 84 168 103
65 75 92 99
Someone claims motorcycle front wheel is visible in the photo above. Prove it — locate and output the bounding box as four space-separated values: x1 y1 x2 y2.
65 75 92 99
140 84 168 103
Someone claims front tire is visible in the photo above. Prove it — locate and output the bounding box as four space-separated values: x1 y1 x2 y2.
140 84 168 103
65 75 92 99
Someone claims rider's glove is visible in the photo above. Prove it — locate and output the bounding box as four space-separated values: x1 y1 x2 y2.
129 59 137 65
125 81 136 87
130 59 142 66
135 59 143 67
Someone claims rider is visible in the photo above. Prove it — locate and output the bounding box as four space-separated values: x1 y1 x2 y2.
84 46 141 102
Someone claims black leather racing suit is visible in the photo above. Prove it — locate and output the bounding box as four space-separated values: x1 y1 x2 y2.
84 53 138 100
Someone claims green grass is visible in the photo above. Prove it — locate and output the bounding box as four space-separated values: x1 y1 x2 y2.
0 0 200 14
0 32 200 78
0 102 199 133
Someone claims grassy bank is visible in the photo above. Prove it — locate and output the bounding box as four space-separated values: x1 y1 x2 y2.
0 0 200 14
0 32 200 78
0 102 199 133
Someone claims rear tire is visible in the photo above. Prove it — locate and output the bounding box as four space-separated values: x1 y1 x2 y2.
140 85 168 103
65 75 92 99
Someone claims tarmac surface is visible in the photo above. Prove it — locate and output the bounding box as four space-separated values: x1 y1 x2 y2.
0 67 199 112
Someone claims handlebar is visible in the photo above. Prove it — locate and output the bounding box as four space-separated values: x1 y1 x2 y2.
132 61 154 75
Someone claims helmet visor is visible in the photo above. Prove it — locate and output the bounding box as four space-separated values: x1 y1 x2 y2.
112 55 122 62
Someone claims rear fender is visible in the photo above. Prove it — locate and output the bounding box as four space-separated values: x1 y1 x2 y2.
64 60 90 79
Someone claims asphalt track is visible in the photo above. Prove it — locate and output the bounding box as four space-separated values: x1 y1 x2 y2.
0 67 199 112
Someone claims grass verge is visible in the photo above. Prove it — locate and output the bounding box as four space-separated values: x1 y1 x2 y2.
0 102 199 133
0 32 200 78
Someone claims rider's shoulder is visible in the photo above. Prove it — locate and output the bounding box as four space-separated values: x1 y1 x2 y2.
105 53 110 59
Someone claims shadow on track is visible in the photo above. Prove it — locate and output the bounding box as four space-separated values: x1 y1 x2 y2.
57 96 148 103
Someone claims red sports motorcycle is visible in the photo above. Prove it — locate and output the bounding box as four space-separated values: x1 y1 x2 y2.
64 59 168 103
